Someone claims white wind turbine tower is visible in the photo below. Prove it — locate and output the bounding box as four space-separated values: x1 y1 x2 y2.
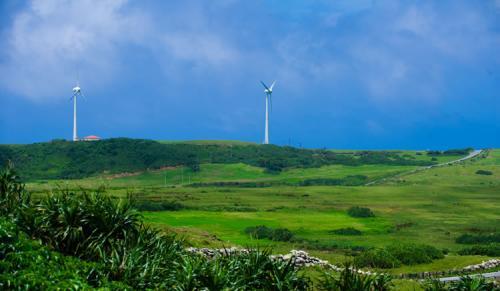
260 80 275 145
71 81 85 141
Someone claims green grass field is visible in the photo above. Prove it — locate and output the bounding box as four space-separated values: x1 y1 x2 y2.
26 149 500 275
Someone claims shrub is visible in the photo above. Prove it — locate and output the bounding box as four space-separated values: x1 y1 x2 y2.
347 206 375 218
354 243 443 268
385 243 443 266
271 228 294 241
299 175 368 186
244 225 273 239
354 248 401 268
456 233 500 244
475 169 493 175
244 225 294 242
458 244 500 256
134 200 185 211
427 148 472 156
329 227 362 235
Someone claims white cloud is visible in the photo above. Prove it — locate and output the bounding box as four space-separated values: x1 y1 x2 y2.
0 0 149 101
0 0 246 101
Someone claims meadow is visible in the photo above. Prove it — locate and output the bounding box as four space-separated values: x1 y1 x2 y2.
25 147 500 276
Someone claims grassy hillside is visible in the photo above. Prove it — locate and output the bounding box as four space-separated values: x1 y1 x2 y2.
23 146 496 274
0 138 442 181
27 163 418 191
10 139 496 276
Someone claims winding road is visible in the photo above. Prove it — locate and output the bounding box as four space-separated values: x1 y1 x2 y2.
365 149 484 186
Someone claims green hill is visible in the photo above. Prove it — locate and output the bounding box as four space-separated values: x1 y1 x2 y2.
0 138 450 181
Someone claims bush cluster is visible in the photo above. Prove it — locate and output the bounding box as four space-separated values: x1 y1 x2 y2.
133 200 185 211
354 243 444 268
244 225 295 242
458 244 500 257
455 233 500 244
347 206 375 218
329 227 363 235
426 148 472 156
475 169 493 175
190 181 274 188
299 175 368 186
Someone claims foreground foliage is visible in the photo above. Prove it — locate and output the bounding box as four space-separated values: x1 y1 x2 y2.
0 164 310 289
320 264 393 291
0 218 128 289
422 276 498 291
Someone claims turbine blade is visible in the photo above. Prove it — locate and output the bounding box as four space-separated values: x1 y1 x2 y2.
260 81 270 90
269 80 276 91
80 91 87 100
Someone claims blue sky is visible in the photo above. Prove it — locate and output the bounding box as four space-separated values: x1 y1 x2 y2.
0 0 499 149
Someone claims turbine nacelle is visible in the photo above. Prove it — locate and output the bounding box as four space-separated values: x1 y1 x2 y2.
72 86 81 93
260 80 276 94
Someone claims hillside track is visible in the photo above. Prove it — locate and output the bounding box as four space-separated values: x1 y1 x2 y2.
365 149 484 186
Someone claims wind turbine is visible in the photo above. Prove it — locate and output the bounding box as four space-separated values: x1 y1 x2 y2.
71 81 85 142
260 80 275 145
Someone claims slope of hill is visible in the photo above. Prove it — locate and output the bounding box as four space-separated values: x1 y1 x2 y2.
0 138 438 181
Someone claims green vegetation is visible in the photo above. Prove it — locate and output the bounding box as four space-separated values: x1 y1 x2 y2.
426 148 473 156
0 165 310 289
0 218 126 289
299 175 368 186
347 206 375 218
329 227 363 235
422 276 497 291
133 200 185 211
244 225 295 242
458 244 500 256
456 233 500 244
3 139 499 282
0 138 435 180
320 264 393 290
354 243 444 268
475 169 493 175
